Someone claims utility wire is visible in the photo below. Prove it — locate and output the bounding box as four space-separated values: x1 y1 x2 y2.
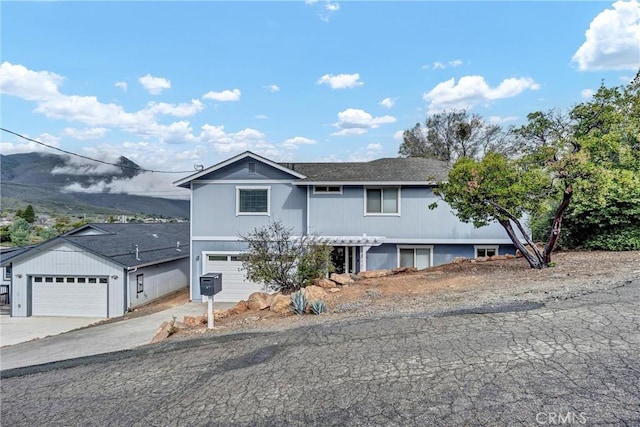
1 128 200 174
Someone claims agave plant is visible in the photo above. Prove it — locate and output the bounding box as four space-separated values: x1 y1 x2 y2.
290 290 308 315
309 299 327 315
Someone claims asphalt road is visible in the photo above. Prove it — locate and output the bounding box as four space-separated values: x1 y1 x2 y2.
2 279 639 426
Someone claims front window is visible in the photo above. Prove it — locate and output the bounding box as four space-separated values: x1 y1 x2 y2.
475 246 498 258
4 266 11 280
236 187 270 215
366 188 399 215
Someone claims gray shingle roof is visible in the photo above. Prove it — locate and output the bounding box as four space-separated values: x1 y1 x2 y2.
2 223 190 268
62 223 190 267
279 157 450 183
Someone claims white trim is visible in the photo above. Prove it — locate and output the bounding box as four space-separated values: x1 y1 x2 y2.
313 185 343 194
364 187 401 217
236 186 271 216
390 238 518 244
306 185 310 235
396 245 434 269
294 181 437 186
474 245 499 257
192 236 244 241
174 151 306 187
193 179 295 184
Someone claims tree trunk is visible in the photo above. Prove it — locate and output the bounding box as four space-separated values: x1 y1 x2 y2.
543 184 573 265
498 219 544 269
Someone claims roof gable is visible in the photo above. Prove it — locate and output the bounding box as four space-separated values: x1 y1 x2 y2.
174 151 305 187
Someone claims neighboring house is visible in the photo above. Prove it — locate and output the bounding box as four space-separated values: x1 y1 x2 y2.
0 246 34 308
1 223 190 318
175 151 518 303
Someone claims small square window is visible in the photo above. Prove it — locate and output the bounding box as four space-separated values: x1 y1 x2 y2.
475 246 498 258
99 278 108 284
34 277 43 283
45 277 53 283
66 277 75 283
88 278 97 284
77 278 86 283
55 277 64 283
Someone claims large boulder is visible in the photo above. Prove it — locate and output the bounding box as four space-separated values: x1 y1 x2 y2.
391 267 418 274
183 315 206 327
330 273 354 286
303 285 327 302
313 278 336 289
247 292 274 311
358 269 392 279
270 294 292 314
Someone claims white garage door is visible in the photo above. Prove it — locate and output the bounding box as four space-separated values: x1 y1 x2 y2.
32 276 108 317
203 255 265 302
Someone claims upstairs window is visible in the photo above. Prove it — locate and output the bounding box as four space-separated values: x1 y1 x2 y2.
314 185 342 194
365 188 399 215
237 187 270 215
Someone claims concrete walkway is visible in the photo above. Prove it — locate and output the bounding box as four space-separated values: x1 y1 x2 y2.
0 301 233 371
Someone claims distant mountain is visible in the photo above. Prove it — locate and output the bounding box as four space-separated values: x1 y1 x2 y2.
1 152 189 219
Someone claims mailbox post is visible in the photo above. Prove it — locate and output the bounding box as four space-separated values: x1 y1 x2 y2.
200 273 222 329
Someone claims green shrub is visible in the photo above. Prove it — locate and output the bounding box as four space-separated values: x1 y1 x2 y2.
290 291 308 315
309 299 327 315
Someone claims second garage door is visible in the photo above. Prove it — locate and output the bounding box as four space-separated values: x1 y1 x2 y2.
31 275 108 317
204 255 265 302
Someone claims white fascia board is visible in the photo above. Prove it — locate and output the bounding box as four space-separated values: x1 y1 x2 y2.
294 181 438 186
174 151 306 187
389 238 523 244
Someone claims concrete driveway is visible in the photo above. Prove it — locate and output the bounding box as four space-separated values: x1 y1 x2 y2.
0 301 233 371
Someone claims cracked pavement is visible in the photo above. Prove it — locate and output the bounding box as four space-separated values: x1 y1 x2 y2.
2 279 639 426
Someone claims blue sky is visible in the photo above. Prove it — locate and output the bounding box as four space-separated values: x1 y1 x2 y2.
1 1 639 197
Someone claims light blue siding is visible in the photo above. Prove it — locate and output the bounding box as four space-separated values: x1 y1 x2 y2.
191 182 306 237
198 158 299 181
366 245 397 271
308 186 509 240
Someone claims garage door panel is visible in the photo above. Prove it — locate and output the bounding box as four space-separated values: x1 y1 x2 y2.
204 259 265 302
32 282 107 317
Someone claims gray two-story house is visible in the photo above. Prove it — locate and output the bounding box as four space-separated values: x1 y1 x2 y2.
175 151 517 303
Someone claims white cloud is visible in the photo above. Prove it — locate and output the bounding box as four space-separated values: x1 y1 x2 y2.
63 127 109 140
0 132 60 154
393 130 404 141
573 0 640 71
317 73 363 89
306 0 340 22
144 99 204 117
255 114 269 120
282 136 316 149
379 97 397 108
348 143 385 161
581 88 595 99
367 143 383 151
421 59 464 70
423 75 540 113
202 88 241 102
138 74 171 95
52 154 122 176
0 62 63 101
198 124 276 154
488 116 519 125
115 81 127 92
264 84 280 92
63 172 190 200
332 108 396 136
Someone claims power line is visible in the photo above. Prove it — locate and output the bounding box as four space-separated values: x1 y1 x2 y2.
1 128 200 175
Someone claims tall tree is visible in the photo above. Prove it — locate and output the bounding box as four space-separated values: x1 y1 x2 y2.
433 74 640 268
399 109 518 162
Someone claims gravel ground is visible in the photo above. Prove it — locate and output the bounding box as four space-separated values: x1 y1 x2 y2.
169 250 640 339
